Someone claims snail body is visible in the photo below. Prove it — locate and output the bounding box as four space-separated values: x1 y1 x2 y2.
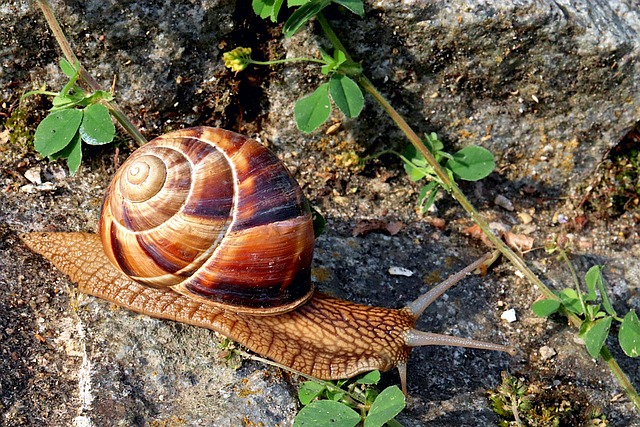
21 127 514 393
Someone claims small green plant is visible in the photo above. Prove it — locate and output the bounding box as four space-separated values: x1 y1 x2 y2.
397 132 495 212
224 43 363 133
22 59 116 174
489 372 609 427
532 241 640 359
488 372 531 426
294 370 405 427
225 1 365 133
361 132 494 212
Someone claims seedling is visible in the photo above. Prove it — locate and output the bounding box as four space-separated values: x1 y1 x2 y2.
532 240 640 359
294 370 405 427
362 132 495 212
22 59 116 174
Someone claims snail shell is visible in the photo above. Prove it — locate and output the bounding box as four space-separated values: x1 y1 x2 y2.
98 127 315 314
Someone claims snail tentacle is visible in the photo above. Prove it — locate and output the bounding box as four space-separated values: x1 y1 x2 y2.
398 252 516 393
405 252 493 318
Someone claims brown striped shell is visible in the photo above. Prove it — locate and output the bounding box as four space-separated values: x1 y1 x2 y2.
98 127 315 315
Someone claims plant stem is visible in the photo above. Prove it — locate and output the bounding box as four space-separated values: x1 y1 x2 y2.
36 0 147 146
251 57 326 66
601 346 640 410
317 11 640 412
560 249 589 318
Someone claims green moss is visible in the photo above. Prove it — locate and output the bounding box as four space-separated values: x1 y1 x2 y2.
5 108 34 148
488 372 608 427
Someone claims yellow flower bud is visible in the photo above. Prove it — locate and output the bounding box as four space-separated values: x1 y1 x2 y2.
223 47 253 73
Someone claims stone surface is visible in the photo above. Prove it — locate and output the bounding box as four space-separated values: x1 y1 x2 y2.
1 0 639 426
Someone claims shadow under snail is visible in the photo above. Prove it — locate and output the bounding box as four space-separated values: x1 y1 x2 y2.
20 127 516 394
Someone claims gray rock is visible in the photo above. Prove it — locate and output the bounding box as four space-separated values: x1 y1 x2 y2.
2 0 640 426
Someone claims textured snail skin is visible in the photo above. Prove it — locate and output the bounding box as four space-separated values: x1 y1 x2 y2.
20 232 413 380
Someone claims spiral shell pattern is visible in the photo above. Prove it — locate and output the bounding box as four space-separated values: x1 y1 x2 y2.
99 127 315 314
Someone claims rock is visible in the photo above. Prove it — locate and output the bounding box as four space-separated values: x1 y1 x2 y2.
495 194 515 211
2 0 640 425
501 308 517 323
539 345 557 361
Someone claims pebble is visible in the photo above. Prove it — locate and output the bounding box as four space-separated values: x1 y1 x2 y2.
495 194 514 211
518 212 533 224
20 182 56 193
388 266 414 277
501 308 517 323
539 345 557 361
24 167 42 185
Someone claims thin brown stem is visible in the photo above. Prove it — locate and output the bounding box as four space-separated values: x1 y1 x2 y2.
601 346 640 409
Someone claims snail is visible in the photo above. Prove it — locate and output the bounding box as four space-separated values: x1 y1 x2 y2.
20 127 515 394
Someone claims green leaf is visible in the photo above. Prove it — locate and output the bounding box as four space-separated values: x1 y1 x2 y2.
531 299 561 317
558 288 583 315
580 316 612 358
619 310 640 357
446 146 495 181
585 304 602 321
289 0 309 6
80 104 116 145
294 400 360 427
34 109 83 156
356 370 380 385
584 265 602 302
59 58 79 78
329 75 363 118
423 132 444 154
253 0 272 19
283 0 331 37
295 83 331 133
592 266 617 317
401 144 434 182
403 144 427 167
363 386 405 427
327 390 345 401
333 49 347 67
271 0 286 20
51 133 82 175
298 381 327 405
321 49 352 76
418 181 439 213
252 0 285 22
332 0 364 16
404 163 426 181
